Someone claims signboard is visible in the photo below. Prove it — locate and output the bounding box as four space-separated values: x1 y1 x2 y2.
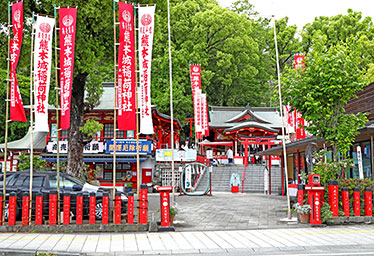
105 139 152 154
155 149 197 162
185 165 192 189
357 146 364 179
47 141 104 154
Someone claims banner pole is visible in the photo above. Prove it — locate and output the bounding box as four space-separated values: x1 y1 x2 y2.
112 0 117 223
53 5 61 225
29 12 35 225
167 0 175 207
2 2 11 225
273 16 291 219
135 3 141 223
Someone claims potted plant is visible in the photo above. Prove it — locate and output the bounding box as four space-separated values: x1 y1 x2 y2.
293 203 311 224
170 207 177 225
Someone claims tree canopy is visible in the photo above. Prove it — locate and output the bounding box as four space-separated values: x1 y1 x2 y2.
281 36 368 157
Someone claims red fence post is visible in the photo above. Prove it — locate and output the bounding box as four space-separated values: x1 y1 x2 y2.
127 192 134 224
22 192 30 226
114 192 121 224
139 184 148 224
49 191 57 225
35 192 43 225
341 187 350 217
364 187 372 217
8 192 16 226
102 192 109 225
328 180 339 217
63 193 71 225
353 187 361 217
76 192 83 225
0 193 3 226
297 184 305 205
89 192 96 224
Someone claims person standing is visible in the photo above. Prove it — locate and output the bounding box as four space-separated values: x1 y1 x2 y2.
227 147 233 164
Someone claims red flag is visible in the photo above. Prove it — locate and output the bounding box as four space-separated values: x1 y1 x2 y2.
9 1 26 122
117 2 136 131
294 54 305 70
59 8 77 130
294 55 306 139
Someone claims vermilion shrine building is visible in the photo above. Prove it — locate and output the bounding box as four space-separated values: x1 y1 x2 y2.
201 105 283 165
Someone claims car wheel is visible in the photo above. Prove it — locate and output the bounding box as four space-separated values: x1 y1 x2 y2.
95 202 103 220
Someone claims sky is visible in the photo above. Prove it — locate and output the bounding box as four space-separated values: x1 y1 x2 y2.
217 0 374 30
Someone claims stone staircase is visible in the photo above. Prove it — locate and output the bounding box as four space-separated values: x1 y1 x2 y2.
196 164 283 194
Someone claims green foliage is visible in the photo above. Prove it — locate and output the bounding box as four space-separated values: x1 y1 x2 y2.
311 150 354 186
321 202 333 224
338 178 374 193
79 119 103 139
17 153 49 171
301 9 374 53
281 36 368 158
170 207 178 217
293 202 311 215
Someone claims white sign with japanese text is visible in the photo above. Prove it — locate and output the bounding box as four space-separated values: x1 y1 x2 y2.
138 6 155 134
47 141 104 154
33 16 55 132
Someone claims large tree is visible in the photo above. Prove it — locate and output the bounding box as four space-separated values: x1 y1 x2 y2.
281 36 368 158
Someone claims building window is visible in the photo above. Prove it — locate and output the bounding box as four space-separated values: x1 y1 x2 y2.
103 123 125 138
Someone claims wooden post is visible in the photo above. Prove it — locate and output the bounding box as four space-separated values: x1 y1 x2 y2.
28 12 36 225
2 2 11 225
297 150 300 184
53 4 61 225
112 0 117 222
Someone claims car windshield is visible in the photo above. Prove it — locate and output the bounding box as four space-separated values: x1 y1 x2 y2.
67 175 85 186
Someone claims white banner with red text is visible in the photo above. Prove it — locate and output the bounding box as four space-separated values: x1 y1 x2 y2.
33 16 54 132
117 2 136 131
59 8 77 130
10 1 26 122
201 93 209 136
138 6 155 134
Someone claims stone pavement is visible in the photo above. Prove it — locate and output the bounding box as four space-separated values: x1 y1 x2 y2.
147 192 298 231
1 225 374 255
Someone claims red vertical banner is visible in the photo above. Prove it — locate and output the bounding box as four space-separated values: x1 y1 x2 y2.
9 1 26 122
59 8 77 130
117 3 136 131
190 65 202 139
293 55 306 140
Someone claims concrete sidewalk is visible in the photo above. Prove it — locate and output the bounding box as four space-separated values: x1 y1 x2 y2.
148 192 298 231
1 225 374 255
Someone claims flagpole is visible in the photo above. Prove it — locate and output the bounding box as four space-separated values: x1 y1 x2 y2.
273 16 291 219
166 0 175 207
29 12 35 225
53 5 61 225
134 3 141 223
2 2 11 225
112 0 118 223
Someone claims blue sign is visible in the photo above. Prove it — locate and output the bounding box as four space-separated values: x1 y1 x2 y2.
105 140 152 154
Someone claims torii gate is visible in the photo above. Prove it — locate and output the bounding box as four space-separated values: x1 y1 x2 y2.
240 137 278 194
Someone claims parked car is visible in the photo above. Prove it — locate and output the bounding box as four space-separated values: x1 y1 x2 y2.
0 170 127 220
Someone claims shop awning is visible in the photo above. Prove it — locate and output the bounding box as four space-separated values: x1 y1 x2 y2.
199 141 233 147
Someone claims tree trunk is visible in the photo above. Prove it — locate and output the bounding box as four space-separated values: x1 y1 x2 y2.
66 73 88 179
